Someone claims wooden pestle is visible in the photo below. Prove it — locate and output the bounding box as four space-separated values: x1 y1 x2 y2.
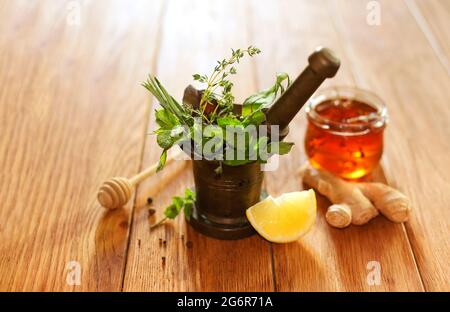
265 46 340 137
97 150 183 209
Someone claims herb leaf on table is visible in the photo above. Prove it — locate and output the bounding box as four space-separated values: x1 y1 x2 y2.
151 189 196 229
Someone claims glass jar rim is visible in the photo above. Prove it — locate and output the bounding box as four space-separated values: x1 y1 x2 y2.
305 86 388 135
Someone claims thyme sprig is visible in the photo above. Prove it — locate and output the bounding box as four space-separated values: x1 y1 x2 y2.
193 46 261 123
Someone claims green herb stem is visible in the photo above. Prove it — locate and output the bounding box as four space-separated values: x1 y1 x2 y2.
150 217 168 230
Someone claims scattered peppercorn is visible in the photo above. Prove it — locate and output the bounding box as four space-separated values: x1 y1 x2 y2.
148 208 156 216
147 197 153 204
186 241 193 249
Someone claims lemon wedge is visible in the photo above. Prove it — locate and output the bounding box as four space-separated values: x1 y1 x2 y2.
246 189 317 243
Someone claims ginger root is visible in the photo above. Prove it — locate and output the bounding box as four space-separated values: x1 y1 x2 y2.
298 163 411 228
326 204 352 228
357 182 411 223
299 163 378 227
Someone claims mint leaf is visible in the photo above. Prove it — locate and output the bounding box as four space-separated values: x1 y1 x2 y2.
269 141 294 155
278 141 295 154
242 72 290 116
183 202 193 220
184 188 196 201
217 116 242 127
164 203 180 219
162 189 197 221
156 125 189 153
242 110 266 126
172 196 184 210
242 91 275 116
155 108 178 129
156 130 174 149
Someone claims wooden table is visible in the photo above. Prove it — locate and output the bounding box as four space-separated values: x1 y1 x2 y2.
0 0 449 292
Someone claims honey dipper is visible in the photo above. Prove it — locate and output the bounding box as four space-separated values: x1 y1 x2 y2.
97 150 184 209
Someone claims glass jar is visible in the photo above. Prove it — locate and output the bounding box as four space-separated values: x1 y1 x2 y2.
304 86 388 179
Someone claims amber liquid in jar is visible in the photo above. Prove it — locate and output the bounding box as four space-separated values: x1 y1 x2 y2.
305 98 386 179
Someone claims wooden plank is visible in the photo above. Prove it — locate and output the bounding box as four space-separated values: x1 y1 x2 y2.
122 0 274 291
406 0 450 74
247 0 424 291
330 0 450 291
0 0 163 291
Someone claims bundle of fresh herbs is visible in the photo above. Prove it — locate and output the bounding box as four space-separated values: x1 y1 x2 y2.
142 46 294 172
